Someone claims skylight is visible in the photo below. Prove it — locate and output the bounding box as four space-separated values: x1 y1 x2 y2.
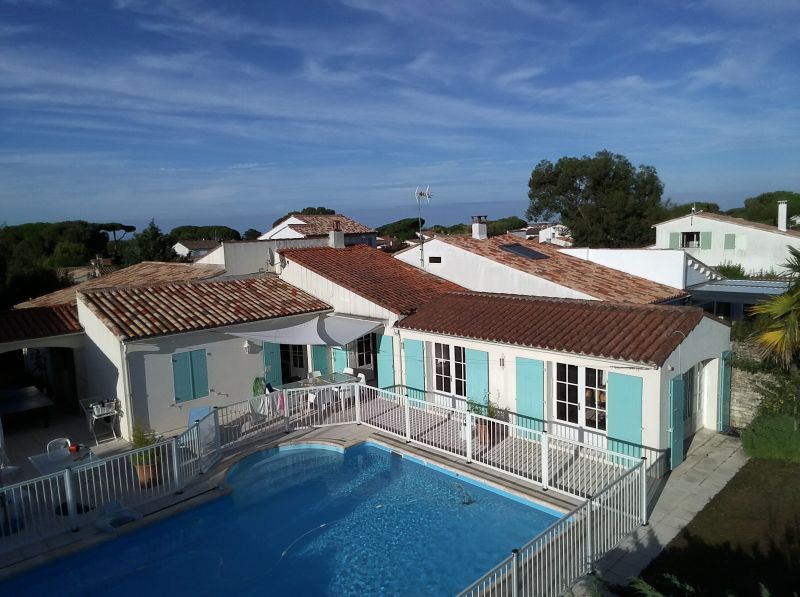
500 243 548 260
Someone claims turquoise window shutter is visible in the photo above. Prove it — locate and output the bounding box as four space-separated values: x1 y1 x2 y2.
718 351 732 431
724 234 736 250
263 342 283 386
312 345 330 376
700 231 712 249
607 372 643 458
376 335 395 389
668 375 685 469
332 346 347 373
189 349 209 399
668 232 680 249
404 339 425 391
465 348 489 405
515 357 545 431
172 352 193 403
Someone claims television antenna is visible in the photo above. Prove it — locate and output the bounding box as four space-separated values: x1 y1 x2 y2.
415 185 433 268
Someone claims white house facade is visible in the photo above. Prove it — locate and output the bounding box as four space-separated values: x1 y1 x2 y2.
653 205 800 274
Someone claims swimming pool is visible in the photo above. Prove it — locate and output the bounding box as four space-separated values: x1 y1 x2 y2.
0 442 561 596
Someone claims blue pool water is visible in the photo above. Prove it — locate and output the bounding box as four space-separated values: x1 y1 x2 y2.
1 443 560 596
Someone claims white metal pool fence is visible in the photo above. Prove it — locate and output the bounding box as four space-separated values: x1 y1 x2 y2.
0 383 649 595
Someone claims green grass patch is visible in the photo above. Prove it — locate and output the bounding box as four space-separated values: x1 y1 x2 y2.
633 459 800 596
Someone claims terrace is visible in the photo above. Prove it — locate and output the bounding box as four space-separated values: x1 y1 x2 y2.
0 382 664 594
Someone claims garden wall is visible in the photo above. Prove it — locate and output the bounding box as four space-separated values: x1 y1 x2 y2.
730 341 777 429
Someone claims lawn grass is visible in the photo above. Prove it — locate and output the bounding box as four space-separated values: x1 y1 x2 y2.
637 458 800 596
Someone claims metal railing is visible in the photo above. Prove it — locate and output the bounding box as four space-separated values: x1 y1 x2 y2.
1 381 650 595
459 460 647 597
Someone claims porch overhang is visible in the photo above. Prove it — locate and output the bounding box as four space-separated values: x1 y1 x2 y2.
227 314 383 347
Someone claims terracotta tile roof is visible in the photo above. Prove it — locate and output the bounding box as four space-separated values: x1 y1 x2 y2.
280 245 464 315
17 262 225 308
0 305 82 343
655 211 800 239
397 293 711 367
437 234 687 304
281 214 375 236
79 278 330 341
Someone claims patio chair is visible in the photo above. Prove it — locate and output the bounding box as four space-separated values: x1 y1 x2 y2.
310 370 322 378
46 438 71 461
343 367 354 376
357 373 367 385
306 392 317 414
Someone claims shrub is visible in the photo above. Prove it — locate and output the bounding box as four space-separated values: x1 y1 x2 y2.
741 414 800 463
716 261 747 279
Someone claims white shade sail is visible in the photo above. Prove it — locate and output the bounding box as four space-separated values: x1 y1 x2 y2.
229 315 382 347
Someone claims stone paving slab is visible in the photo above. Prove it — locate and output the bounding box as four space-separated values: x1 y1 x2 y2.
570 430 748 595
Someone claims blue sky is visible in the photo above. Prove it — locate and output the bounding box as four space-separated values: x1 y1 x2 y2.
1 0 799 233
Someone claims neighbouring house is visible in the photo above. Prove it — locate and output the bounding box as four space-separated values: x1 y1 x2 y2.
538 224 572 246
276 243 463 388
76 277 331 438
257 214 377 245
653 201 800 274
56 257 119 285
172 240 221 261
394 226 688 305
394 292 732 469
196 214 377 276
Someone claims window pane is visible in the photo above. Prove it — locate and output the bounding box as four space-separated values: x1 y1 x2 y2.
556 402 566 421
455 380 465 397
568 385 578 404
442 378 451 393
597 371 605 389
598 390 607 410
568 365 578 384
598 412 607 431
435 343 443 359
585 368 595 387
557 363 566 381
585 388 596 408
557 384 566 402
585 409 597 429
568 405 578 423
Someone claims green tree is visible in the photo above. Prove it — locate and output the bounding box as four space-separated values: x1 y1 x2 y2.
487 216 527 237
527 150 665 247
377 217 424 241
272 206 336 228
99 223 136 260
170 225 241 241
662 201 720 219
50 241 89 267
242 228 261 241
123 220 179 265
728 191 800 225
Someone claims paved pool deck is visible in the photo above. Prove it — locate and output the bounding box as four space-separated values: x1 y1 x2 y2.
573 429 749 593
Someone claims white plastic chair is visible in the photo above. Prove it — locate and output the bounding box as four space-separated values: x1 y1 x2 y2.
343 367 355 376
310 370 322 378
357 373 367 385
46 438 71 461
306 392 317 413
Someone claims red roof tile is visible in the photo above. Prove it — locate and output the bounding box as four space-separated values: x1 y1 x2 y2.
0 305 82 343
279 214 375 236
17 262 225 308
396 292 711 366
437 234 687 304
280 245 463 315
79 278 330 340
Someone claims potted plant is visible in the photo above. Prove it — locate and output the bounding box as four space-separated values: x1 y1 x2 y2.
131 425 162 488
469 399 510 445
252 376 266 397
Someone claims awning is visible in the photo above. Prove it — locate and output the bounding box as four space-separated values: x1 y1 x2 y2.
228 315 383 347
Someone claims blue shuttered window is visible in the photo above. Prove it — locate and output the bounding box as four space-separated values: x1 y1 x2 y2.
312 345 330 376
332 346 348 373
465 349 489 405
516 358 545 431
606 372 643 458
172 349 209 403
263 342 283 386
376 335 395 389
404 339 425 391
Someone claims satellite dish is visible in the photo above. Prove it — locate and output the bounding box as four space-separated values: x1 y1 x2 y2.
267 248 277 266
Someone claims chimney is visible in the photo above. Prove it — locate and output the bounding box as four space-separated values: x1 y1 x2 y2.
471 215 488 240
328 220 345 248
778 200 788 232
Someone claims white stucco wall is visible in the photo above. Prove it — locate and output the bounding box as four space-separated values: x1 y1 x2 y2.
124 324 273 436
77 301 129 437
394 240 595 300
560 248 688 289
654 215 800 274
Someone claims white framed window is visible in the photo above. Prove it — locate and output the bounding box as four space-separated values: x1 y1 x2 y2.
356 333 374 368
555 363 607 431
681 232 700 248
290 345 305 369
434 342 467 397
